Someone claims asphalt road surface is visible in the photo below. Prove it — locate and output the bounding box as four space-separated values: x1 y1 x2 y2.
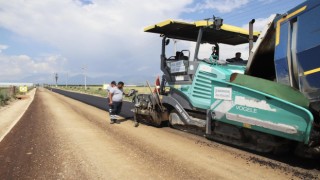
50 88 134 118
0 88 319 179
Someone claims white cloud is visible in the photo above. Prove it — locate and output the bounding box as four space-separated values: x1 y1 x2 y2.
241 15 274 32
217 16 272 60
0 0 275 83
0 53 67 82
137 66 150 72
0 44 8 53
258 0 277 5
183 15 271 62
185 0 249 13
0 0 193 81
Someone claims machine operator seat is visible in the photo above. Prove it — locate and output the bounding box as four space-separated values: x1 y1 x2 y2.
176 51 188 60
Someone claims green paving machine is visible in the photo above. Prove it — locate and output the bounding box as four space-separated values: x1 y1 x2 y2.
133 0 320 157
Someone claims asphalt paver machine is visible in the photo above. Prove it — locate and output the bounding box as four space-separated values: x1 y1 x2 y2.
133 0 320 157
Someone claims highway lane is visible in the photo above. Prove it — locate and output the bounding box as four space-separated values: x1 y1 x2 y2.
51 88 134 119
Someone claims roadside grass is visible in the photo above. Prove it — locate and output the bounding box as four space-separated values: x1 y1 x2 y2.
0 88 14 106
0 88 11 106
58 85 153 102
0 86 34 107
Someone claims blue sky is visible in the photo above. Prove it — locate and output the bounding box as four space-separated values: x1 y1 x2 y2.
0 0 304 84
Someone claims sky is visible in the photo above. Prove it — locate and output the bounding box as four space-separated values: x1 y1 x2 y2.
0 0 304 84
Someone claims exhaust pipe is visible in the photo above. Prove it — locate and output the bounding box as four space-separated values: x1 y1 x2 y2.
249 19 255 56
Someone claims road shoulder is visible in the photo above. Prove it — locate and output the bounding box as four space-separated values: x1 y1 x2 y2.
0 88 36 142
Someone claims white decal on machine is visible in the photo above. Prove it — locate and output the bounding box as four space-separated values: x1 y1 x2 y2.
235 105 257 113
189 65 194 71
226 113 297 134
175 76 184 81
234 96 276 112
170 60 186 73
175 104 188 120
214 87 232 100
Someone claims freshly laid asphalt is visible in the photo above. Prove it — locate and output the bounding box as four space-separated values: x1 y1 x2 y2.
50 88 134 119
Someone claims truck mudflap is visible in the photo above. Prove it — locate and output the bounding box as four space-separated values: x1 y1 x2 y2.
209 78 314 144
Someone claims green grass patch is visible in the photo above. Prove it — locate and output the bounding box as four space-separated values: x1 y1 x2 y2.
0 88 14 106
0 86 34 106
57 85 154 102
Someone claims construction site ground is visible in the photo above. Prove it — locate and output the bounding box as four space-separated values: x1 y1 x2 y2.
0 88 318 179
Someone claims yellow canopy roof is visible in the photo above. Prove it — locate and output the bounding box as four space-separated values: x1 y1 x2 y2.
144 19 260 45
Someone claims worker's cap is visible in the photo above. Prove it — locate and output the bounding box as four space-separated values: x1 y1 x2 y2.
111 81 116 85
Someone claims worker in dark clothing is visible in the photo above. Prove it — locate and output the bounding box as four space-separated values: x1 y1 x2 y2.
107 81 116 123
210 45 219 62
227 52 244 62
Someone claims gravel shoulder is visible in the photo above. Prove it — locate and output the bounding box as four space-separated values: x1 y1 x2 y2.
0 88 36 142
